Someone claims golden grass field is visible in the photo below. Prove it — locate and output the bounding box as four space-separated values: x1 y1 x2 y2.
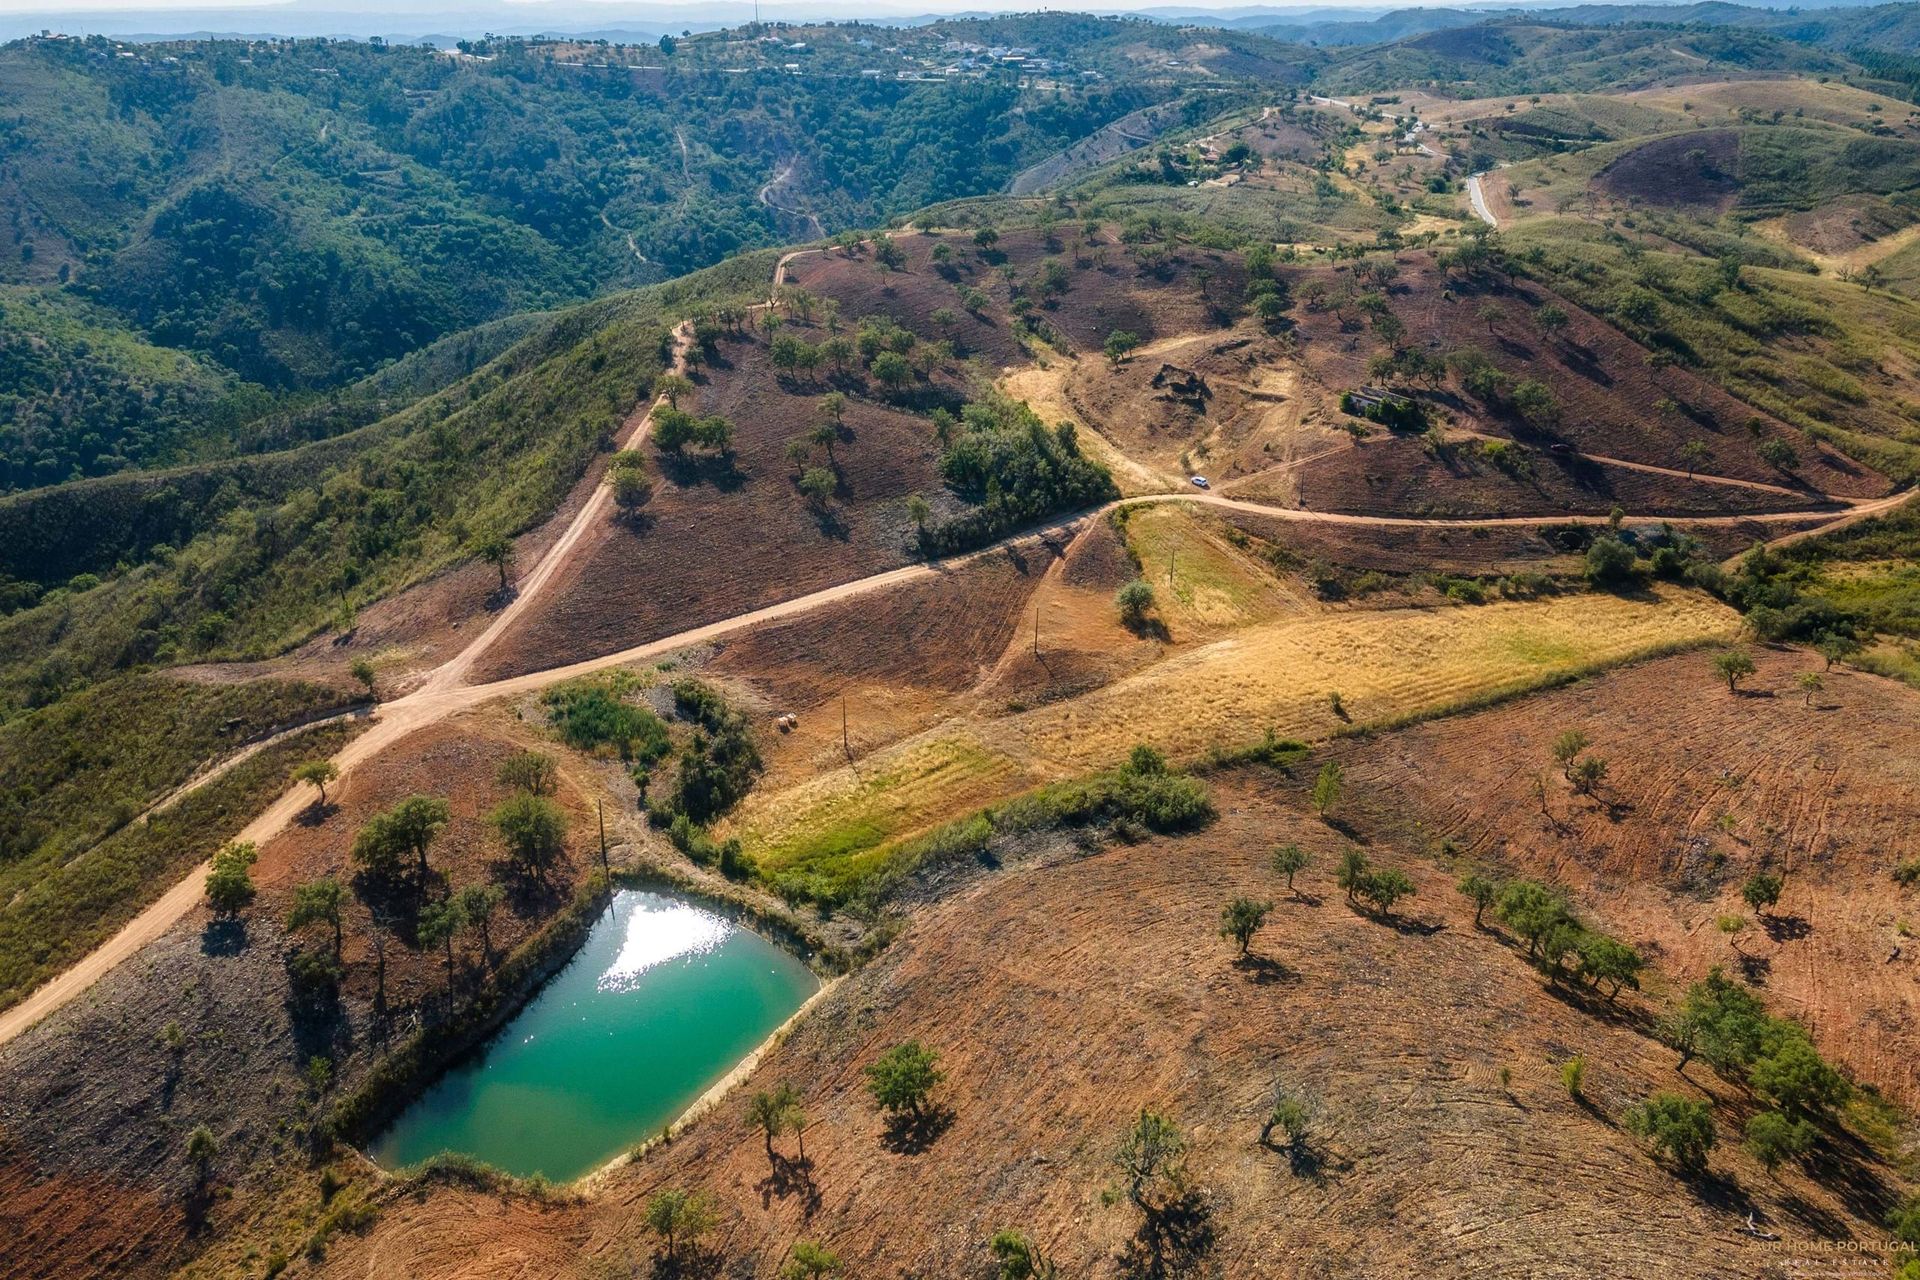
727 580 1738 887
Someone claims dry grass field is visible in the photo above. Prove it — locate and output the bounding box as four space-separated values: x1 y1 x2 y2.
308 771 1901 1280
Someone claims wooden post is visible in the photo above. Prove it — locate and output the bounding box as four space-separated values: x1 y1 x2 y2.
1033 604 1040 658
842 696 852 762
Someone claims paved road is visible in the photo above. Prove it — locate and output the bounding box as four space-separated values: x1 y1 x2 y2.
1467 172 1500 228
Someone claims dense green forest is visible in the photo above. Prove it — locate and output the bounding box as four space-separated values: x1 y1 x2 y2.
0 26 1201 490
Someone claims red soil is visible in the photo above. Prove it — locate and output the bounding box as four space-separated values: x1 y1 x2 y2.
314 774 1898 1280
473 331 946 684
1285 254 1886 500
1325 645 1920 1107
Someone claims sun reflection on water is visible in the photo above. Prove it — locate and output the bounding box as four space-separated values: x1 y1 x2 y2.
598 901 732 993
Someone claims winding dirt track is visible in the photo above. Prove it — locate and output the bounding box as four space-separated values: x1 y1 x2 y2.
0 249 1908 1050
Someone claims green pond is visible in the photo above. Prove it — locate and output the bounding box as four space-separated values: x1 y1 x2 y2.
370 889 818 1181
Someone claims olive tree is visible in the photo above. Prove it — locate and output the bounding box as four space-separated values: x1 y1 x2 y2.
1111 1109 1187 1215
1115 578 1155 627
1219 897 1274 955
353 795 451 882
1713 647 1756 693
287 877 345 956
473 533 513 593
1741 871 1784 918
1271 843 1309 891
1456 872 1498 927
496 750 558 796
291 759 339 806
490 792 568 874
744 1082 804 1165
204 842 259 917
1624 1093 1715 1173
865 1041 944 1122
1744 1110 1815 1173
644 1188 717 1267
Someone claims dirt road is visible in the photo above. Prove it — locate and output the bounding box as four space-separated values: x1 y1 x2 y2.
1 243 1908 1050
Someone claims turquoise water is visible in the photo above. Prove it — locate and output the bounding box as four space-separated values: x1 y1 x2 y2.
369 889 818 1181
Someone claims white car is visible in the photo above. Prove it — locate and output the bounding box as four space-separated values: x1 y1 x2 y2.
1190 475 1210 489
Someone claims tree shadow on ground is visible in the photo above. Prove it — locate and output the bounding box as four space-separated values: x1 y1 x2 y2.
755 1151 823 1217
648 1247 725 1280
659 452 745 492
1117 1190 1215 1280
200 918 248 956
1232 953 1298 986
1684 1167 1758 1221
1761 913 1811 943
284 957 353 1065
1321 816 1367 845
880 1105 955 1155
296 800 337 828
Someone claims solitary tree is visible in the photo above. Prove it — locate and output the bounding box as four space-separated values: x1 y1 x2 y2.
818 391 847 429
611 459 654 517
1112 1109 1187 1215
1798 671 1823 708
292 759 340 807
783 1241 843 1280
798 466 837 510
1115 578 1156 628
1569 755 1609 797
349 658 377 698
496 750 558 796
1679 439 1709 479
1741 872 1784 918
988 1229 1058 1280
745 1082 803 1165
871 351 913 392
185 1124 218 1191
865 1041 944 1123
1259 1090 1312 1156
1815 633 1860 670
644 1188 718 1269
1312 761 1344 816
1457 872 1498 927
1713 647 1757 693
1103 329 1141 367
1219 897 1274 955
473 533 513 593
1550 729 1591 780
287 877 345 956
204 842 259 917
1356 867 1416 915
1271 843 1309 892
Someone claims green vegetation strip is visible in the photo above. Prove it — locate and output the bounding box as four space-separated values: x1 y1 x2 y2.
0 715 361 1011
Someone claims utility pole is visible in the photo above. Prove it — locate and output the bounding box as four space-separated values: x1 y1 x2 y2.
842 696 851 762
597 799 609 877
